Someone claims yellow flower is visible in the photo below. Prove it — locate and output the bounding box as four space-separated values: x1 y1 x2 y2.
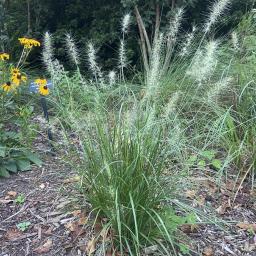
18 37 41 49
11 68 27 86
0 53 10 61
1 81 14 92
35 79 49 96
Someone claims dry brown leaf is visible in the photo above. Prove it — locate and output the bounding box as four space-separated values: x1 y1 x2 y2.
4 228 23 241
63 176 80 184
34 239 53 254
203 247 214 256
185 190 196 199
78 216 88 226
72 210 82 216
65 222 77 232
237 223 256 232
7 191 17 197
180 224 198 234
42 227 53 235
86 237 96 255
216 202 230 215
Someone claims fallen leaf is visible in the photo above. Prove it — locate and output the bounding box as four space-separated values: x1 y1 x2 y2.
237 223 256 232
65 222 77 232
78 215 88 226
42 227 53 235
86 237 96 255
7 191 17 197
72 210 81 216
203 247 214 256
185 190 196 199
180 224 198 234
63 176 80 184
4 228 23 241
216 202 230 215
34 239 53 254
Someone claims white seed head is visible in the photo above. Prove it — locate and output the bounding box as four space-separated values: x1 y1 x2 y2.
65 33 80 65
119 40 127 69
180 26 197 56
122 13 131 34
207 77 232 102
146 33 164 97
167 8 184 43
231 32 239 50
108 71 116 86
42 32 54 75
204 0 231 33
163 91 181 118
187 40 219 82
87 42 100 75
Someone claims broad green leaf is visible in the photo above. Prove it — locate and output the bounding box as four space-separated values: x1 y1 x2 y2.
198 160 206 168
187 155 197 165
0 145 6 157
0 167 10 178
211 159 222 170
24 152 42 167
200 150 215 160
4 161 18 173
17 160 31 171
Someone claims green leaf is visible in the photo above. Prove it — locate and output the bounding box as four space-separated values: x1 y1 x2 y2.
187 155 197 165
4 161 18 173
0 167 10 178
198 160 206 168
17 160 31 171
24 152 42 167
0 145 6 157
16 221 31 232
200 150 215 160
211 159 222 170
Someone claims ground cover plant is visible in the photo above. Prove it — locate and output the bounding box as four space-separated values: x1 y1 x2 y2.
0 0 256 255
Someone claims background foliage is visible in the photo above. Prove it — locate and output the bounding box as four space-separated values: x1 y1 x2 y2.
0 0 254 70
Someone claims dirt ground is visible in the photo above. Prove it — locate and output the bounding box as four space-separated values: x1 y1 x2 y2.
0 131 255 256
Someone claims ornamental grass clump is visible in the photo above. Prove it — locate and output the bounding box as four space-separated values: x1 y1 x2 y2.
75 112 189 255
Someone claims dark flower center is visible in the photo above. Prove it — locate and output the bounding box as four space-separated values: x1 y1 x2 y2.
17 74 21 79
6 81 11 86
43 86 48 90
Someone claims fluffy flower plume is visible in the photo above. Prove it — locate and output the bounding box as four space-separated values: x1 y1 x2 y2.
146 33 164 97
180 26 196 56
121 14 131 34
119 40 127 69
231 32 239 50
187 40 219 82
108 71 116 86
204 0 231 33
167 8 184 43
163 91 181 117
87 42 103 82
65 34 80 66
207 77 232 102
42 32 54 75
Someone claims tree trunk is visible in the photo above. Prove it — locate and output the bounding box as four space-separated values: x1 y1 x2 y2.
171 0 175 9
134 6 149 73
27 0 32 36
153 3 160 45
134 5 152 55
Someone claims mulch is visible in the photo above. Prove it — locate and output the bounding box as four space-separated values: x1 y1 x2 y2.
0 126 255 255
